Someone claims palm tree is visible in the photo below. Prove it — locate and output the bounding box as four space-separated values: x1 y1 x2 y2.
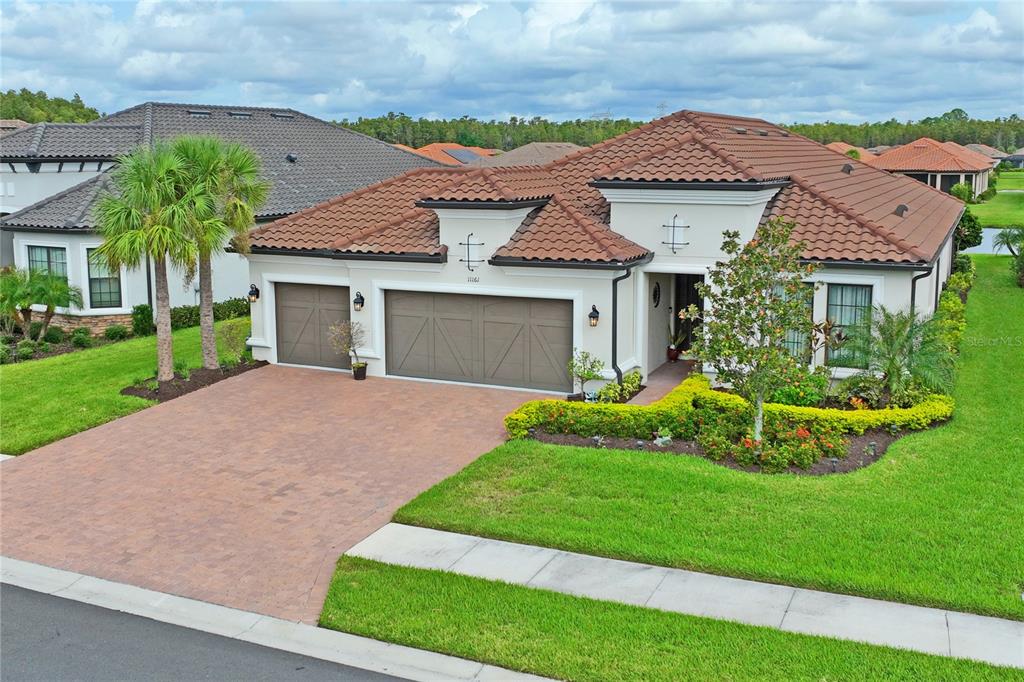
993 226 1024 257
94 143 198 381
0 267 36 333
846 306 954 405
172 136 268 370
31 274 83 341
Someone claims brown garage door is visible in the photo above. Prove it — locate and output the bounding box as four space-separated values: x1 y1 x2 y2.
385 291 572 391
275 283 350 369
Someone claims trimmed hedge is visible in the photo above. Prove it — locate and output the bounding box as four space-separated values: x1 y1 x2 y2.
130 298 249 335
505 374 953 440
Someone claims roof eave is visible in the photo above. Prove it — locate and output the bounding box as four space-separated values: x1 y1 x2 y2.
415 198 551 210
489 252 653 270
589 179 791 191
248 246 446 263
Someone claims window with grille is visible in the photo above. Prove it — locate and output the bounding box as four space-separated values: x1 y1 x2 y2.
826 284 872 368
87 249 121 308
27 246 67 281
777 283 814 363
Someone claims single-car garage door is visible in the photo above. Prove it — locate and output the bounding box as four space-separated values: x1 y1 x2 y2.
275 283 350 369
385 291 572 392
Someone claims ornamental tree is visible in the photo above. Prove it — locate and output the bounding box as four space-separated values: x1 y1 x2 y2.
680 217 819 441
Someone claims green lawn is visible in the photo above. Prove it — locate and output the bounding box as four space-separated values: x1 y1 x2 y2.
396 256 1024 619
997 172 1024 191
971 190 1024 228
0 325 233 455
320 557 1017 681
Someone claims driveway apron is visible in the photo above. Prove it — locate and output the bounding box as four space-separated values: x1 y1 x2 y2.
0 365 541 623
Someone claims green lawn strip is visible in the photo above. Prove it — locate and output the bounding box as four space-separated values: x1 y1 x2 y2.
396 256 1024 619
997 174 1024 190
321 557 1016 682
971 191 1024 228
0 324 236 455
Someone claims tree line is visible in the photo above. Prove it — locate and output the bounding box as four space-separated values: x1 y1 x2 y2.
0 88 101 124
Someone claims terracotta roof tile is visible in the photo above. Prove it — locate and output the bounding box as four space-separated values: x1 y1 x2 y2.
825 142 876 159
469 142 583 167
412 142 499 165
251 109 965 266
871 137 992 172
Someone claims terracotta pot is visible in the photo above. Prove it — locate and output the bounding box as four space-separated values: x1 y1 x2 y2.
352 364 367 380
666 346 681 363
566 393 585 402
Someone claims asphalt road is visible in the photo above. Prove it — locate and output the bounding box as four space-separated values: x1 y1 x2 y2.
0 584 403 681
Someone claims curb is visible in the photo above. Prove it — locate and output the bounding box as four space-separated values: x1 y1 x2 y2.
0 556 551 682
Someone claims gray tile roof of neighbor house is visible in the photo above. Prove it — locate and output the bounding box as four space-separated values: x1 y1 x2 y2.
469 142 585 167
1 102 440 230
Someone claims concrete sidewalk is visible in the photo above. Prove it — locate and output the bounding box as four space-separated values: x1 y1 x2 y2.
348 524 1024 670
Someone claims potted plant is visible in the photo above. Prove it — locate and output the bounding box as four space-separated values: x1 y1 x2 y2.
666 315 686 362
328 320 368 380
566 348 603 401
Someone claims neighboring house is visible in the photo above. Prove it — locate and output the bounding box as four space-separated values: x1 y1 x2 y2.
0 119 30 134
965 143 1007 168
469 142 584 167
243 110 963 391
867 144 898 155
869 138 993 196
0 102 438 331
1004 147 1024 169
396 142 500 165
825 141 875 160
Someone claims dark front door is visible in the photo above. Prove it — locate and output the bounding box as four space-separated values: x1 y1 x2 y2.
275 283 350 369
674 274 704 351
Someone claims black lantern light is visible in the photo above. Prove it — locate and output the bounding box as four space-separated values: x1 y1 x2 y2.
588 305 600 327
247 284 260 303
353 291 365 312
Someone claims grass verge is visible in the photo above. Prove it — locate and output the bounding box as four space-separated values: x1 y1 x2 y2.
997 172 1024 191
395 256 1024 619
0 324 236 455
971 191 1024 227
321 557 1018 681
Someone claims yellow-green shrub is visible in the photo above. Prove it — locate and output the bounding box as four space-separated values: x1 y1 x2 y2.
506 373 953 440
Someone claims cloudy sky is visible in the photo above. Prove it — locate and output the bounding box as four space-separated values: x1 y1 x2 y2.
1 0 1021 124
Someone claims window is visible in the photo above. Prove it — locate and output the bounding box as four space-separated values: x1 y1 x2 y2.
27 246 67 281
826 284 872 368
778 283 814 363
87 248 121 308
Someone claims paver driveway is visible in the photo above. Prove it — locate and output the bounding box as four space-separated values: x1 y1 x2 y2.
0 365 541 623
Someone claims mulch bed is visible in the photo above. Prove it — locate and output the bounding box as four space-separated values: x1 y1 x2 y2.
532 426 904 476
121 360 267 403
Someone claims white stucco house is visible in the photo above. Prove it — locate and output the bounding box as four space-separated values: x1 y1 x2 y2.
243 110 965 392
0 102 438 331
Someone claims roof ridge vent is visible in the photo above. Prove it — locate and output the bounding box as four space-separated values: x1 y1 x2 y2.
756 129 769 136
187 109 212 118
228 111 253 119
841 163 854 174
894 204 910 217
271 112 295 119
732 127 747 134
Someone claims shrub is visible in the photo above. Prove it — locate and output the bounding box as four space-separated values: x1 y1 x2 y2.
0 344 10 364
170 305 200 330
71 333 93 349
934 290 967 354
42 326 65 343
946 272 973 300
71 326 92 338
173 359 191 380
950 182 974 203
954 210 983 251
216 317 250 363
16 344 35 361
131 304 154 337
213 297 249 320
768 365 830 407
951 253 975 278
836 373 886 409
595 370 643 403
1 334 14 345
28 321 43 340
104 324 130 341
978 187 997 202
567 349 604 396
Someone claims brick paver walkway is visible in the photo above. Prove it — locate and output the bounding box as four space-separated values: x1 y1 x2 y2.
0 365 539 623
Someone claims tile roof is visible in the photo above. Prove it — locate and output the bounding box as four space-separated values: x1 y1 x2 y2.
469 142 584 167
0 102 439 228
870 137 993 173
411 142 500 166
0 119 30 132
825 142 876 160
0 172 112 230
251 109 965 266
964 143 1007 160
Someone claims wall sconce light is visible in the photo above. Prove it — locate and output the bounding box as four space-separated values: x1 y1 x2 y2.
247 284 260 303
588 305 600 327
353 291 365 312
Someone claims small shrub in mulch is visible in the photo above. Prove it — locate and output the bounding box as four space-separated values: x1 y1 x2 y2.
121 360 267 403
531 426 906 476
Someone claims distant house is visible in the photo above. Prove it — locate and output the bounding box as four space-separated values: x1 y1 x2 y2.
867 144 899 155
469 142 584 167
1004 147 1024 169
0 119 30 134
869 138 993 196
395 142 500 166
964 143 1007 168
825 142 876 160
0 102 438 331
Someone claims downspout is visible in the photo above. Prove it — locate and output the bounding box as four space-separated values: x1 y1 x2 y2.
610 255 651 384
910 266 932 317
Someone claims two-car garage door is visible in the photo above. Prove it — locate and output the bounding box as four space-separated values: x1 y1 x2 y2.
385 291 572 392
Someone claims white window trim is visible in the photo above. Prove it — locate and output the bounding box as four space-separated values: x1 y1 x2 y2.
819 279 878 371
79 241 131 315
17 237 72 314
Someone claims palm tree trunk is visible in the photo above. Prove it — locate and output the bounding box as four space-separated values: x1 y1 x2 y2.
18 308 32 336
37 308 55 341
198 253 218 370
153 256 175 382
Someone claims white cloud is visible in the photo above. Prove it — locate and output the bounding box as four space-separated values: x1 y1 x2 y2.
0 0 1019 123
